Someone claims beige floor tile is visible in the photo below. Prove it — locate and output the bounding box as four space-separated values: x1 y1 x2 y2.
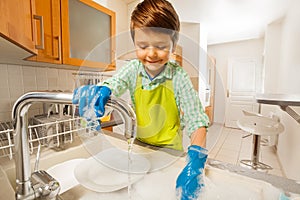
210 126 285 178
208 153 216 159
215 154 238 165
261 154 281 169
268 168 284 177
239 145 253 155
218 148 239 157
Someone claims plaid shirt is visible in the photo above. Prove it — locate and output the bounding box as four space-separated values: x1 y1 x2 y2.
102 59 209 136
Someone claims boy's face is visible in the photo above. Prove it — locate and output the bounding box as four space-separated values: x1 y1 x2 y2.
134 29 174 78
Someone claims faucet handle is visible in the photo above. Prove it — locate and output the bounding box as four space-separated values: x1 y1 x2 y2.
31 170 60 199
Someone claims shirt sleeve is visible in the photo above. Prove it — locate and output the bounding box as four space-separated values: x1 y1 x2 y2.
101 61 138 98
175 68 210 137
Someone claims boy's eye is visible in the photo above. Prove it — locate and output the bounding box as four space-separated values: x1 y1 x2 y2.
138 45 148 49
156 46 167 50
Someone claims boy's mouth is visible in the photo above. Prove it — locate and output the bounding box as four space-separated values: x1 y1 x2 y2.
145 59 161 64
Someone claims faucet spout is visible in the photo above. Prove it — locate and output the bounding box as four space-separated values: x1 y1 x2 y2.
12 91 136 199
106 97 137 140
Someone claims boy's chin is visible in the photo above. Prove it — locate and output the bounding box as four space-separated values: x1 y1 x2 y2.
145 63 164 70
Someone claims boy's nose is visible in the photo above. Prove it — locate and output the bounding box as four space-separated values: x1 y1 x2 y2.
147 47 157 57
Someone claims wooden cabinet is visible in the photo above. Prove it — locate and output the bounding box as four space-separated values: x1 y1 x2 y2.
1 0 116 70
26 0 62 64
61 0 116 70
0 0 37 54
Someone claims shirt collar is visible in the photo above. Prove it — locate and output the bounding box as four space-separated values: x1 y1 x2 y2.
137 60 174 80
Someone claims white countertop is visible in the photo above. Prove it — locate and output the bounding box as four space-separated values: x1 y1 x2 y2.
256 93 300 106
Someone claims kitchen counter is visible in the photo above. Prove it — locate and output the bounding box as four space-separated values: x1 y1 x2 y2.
207 159 300 195
256 93 300 124
256 93 300 107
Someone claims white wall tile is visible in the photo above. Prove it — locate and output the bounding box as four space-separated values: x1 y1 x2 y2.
47 68 58 77
7 64 22 76
36 77 48 89
0 112 11 122
23 76 37 88
22 66 36 76
48 78 58 91
0 64 76 122
0 100 11 112
8 64 23 89
58 69 68 91
37 85 48 91
0 87 10 100
36 67 47 77
9 87 24 99
23 66 37 88
36 68 48 89
0 64 8 88
24 87 38 93
8 75 23 88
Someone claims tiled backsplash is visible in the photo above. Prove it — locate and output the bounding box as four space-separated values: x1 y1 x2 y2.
0 63 77 122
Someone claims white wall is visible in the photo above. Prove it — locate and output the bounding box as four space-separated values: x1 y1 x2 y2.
263 19 283 94
167 1 210 106
277 0 300 94
263 0 300 180
207 39 264 123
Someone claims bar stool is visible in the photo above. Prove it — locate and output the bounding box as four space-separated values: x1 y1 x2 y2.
237 115 284 170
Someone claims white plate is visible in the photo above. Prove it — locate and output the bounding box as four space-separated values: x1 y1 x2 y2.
94 148 151 174
74 148 150 192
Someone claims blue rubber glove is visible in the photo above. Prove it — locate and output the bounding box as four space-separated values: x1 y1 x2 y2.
176 145 208 200
72 85 111 130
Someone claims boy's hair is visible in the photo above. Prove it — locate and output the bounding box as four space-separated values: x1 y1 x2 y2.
130 0 180 46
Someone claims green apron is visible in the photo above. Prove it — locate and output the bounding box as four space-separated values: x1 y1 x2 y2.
134 75 183 150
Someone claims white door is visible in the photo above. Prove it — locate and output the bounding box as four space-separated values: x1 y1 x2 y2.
225 57 262 128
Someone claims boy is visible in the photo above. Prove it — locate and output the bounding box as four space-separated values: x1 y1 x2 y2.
73 0 209 199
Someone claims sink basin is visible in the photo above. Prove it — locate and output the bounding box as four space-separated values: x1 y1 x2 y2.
2 132 300 200
44 135 300 200
47 156 297 200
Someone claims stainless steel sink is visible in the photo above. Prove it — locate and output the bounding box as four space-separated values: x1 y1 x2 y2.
10 91 136 199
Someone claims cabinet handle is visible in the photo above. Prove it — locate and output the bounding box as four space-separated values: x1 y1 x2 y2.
55 36 62 61
34 15 45 50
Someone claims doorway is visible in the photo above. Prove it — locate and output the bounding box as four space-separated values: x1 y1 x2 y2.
225 57 263 128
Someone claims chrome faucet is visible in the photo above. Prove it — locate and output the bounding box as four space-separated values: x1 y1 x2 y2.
12 91 136 199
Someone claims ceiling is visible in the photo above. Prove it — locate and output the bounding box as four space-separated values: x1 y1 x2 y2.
124 0 292 45
190 0 292 45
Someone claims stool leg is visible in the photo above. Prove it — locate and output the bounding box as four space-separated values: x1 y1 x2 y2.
240 134 273 170
252 135 261 164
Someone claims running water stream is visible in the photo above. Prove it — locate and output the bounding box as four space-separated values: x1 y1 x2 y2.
127 138 135 200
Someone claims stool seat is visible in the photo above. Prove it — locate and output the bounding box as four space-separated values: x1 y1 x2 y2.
237 115 284 171
237 115 284 136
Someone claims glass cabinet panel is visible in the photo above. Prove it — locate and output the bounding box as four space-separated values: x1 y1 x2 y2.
69 0 110 63
62 0 115 70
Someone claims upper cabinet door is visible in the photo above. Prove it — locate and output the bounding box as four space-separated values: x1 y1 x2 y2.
61 0 116 71
0 0 37 54
27 0 62 64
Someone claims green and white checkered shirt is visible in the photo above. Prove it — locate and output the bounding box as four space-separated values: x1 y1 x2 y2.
102 59 209 137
